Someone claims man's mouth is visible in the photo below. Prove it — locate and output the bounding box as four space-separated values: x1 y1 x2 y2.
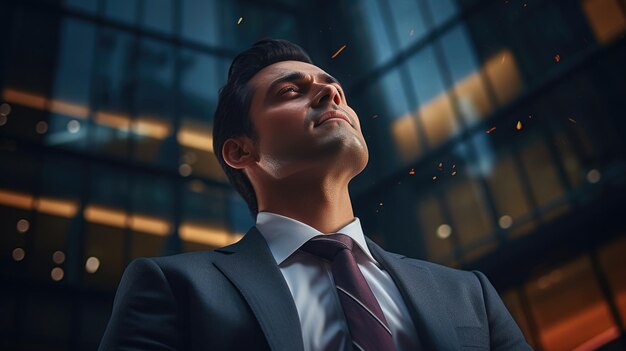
314 110 353 127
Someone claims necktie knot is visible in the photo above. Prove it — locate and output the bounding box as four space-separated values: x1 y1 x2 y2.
301 233 354 261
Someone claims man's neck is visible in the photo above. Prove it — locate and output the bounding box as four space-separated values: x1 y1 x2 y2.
256 177 355 234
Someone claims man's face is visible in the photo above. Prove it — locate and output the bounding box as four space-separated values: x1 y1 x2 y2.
246 60 368 178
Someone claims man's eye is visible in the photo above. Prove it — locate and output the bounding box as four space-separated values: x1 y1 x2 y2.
279 86 299 95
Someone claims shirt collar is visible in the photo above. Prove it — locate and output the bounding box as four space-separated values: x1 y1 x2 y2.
255 211 377 265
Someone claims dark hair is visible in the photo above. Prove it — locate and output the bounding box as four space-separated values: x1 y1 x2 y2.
212 39 313 217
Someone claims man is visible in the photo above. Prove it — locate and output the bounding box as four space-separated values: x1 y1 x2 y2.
99 39 531 350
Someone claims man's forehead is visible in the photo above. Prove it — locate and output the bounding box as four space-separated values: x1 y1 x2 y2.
249 61 329 88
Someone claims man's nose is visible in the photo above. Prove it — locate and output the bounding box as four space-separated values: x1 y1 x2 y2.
314 84 341 106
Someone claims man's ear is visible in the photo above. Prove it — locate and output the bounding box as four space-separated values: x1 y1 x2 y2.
222 137 257 170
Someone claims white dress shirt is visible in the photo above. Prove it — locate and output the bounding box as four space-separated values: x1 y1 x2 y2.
255 212 420 351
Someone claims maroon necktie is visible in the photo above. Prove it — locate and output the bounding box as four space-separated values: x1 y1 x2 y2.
301 234 397 351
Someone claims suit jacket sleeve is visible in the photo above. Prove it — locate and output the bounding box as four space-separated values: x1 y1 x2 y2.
473 271 532 350
99 258 183 351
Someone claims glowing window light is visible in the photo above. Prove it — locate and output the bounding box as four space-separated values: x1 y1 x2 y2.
49 100 89 119
483 50 523 106
0 188 35 209
132 116 172 139
177 127 213 152
2 88 47 110
37 197 79 218
179 222 242 247
95 111 131 131
582 0 626 44
84 205 128 228
128 214 171 236
85 256 100 273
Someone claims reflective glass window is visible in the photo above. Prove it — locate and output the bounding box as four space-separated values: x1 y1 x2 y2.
359 0 394 66
92 29 135 158
182 0 218 46
134 39 176 167
142 0 174 34
441 24 493 126
105 0 138 26
407 46 458 148
525 256 618 350
388 0 428 50
427 0 458 27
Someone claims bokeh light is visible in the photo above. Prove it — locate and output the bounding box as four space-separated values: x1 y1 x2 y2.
16 219 30 233
85 256 100 273
12 248 25 262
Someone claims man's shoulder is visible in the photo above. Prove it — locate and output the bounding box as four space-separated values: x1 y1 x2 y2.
388 252 483 289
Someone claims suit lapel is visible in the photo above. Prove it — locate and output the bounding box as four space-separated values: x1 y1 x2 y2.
366 238 460 351
213 227 304 351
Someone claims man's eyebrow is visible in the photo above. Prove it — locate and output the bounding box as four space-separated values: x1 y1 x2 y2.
267 71 343 94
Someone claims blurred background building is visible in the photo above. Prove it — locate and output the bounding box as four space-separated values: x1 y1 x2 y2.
1 0 625 349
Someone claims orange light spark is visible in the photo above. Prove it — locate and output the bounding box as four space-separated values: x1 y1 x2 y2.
331 44 347 59
554 54 561 62
516 121 522 130
486 126 497 134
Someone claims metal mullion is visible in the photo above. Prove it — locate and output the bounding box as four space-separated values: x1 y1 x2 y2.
168 0 183 255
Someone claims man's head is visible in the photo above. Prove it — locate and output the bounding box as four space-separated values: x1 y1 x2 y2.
213 39 368 216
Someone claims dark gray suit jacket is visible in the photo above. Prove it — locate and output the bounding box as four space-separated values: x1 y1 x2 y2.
99 227 532 350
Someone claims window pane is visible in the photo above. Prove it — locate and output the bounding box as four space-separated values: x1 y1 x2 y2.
63 0 97 13
21 293 71 349
47 18 95 152
92 29 135 158
359 0 394 66
525 255 618 350
484 150 535 237
181 0 218 46
181 181 237 251
520 137 569 220
416 194 454 262
129 173 173 259
598 235 626 327
388 0 428 50
441 24 493 125
445 177 494 260
142 0 174 34
408 46 458 148
427 0 458 27
105 0 138 25
373 69 421 164
134 39 176 167
222 3 299 51
83 222 125 289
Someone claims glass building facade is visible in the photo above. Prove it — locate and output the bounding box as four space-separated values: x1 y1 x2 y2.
1 0 625 349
